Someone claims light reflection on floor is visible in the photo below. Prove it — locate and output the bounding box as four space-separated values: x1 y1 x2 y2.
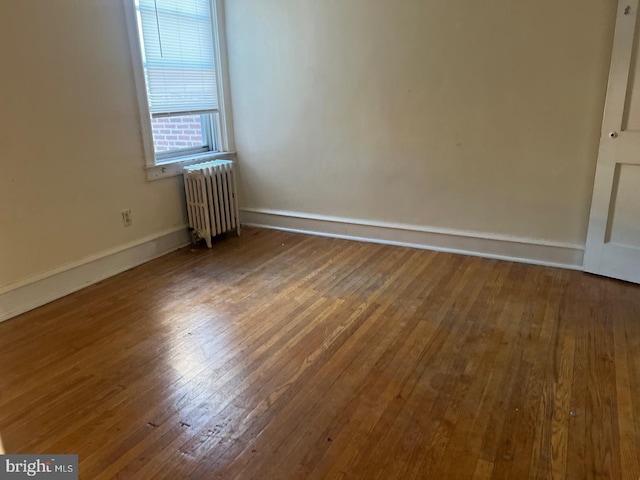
159 303 239 391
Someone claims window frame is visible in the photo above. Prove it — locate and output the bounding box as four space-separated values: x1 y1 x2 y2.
123 0 235 180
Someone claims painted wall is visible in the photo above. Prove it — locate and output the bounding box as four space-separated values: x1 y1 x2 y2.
0 0 619 291
225 0 616 245
0 1 186 289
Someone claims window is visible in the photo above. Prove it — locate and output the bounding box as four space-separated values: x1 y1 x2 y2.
125 0 233 177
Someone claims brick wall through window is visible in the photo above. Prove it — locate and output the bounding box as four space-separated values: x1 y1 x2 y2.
151 116 205 152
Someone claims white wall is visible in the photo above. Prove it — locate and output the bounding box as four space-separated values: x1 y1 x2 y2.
225 0 616 247
0 0 620 304
0 1 187 290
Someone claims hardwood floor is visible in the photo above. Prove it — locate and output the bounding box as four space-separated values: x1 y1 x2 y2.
1 227 639 479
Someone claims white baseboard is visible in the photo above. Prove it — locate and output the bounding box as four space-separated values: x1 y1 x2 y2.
0 226 190 323
240 208 585 271
0 211 585 324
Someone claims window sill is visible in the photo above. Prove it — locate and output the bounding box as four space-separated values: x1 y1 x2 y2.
145 151 237 181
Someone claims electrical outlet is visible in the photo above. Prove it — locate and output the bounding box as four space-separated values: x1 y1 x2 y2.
121 208 133 227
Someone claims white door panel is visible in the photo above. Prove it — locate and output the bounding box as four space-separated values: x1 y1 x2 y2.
584 0 640 284
616 134 640 162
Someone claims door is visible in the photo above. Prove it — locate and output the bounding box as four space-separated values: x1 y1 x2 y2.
584 0 640 284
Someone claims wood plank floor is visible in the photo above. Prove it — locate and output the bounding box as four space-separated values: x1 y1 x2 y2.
1 227 639 479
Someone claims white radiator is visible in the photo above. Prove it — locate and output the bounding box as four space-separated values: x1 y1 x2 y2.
183 160 240 248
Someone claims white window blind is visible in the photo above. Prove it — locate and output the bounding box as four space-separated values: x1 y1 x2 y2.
137 0 219 117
